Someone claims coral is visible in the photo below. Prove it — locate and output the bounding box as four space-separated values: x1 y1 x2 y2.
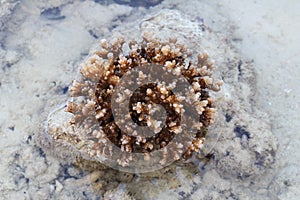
47 35 222 172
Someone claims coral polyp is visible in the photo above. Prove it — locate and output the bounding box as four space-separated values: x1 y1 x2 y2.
47 36 222 172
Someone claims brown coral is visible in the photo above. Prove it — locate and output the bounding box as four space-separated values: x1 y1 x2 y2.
49 36 222 172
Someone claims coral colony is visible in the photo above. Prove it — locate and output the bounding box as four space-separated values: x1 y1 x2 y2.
48 36 222 171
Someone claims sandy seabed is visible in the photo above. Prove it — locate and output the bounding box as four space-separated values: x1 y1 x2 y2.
0 0 299 199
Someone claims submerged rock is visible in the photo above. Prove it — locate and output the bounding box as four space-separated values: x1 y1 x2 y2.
41 9 278 199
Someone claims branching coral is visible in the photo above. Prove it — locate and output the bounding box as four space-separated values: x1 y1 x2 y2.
48 36 222 172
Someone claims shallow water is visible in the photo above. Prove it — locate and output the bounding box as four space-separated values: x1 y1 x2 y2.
0 0 299 199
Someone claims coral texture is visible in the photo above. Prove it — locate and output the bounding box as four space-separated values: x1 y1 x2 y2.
48 36 222 171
